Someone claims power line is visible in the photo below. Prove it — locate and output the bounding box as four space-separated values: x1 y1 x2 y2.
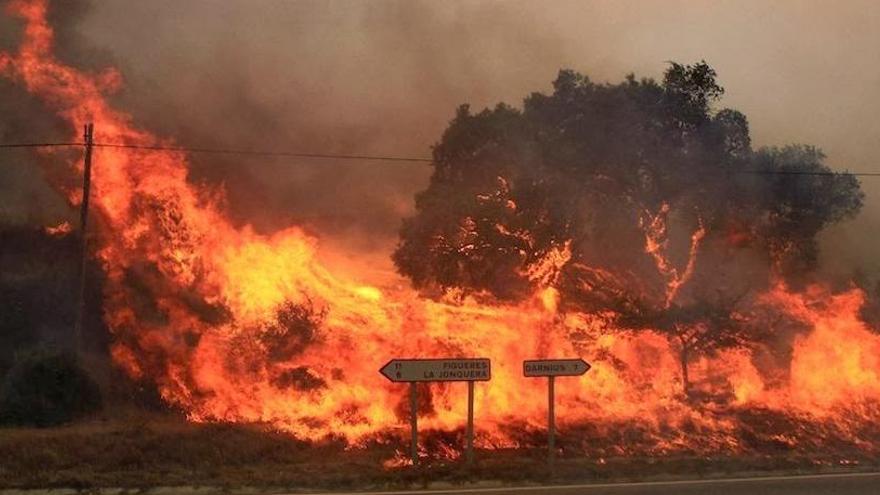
0 141 432 163
92 143 433 162
0 142 82 148
3 141 880 175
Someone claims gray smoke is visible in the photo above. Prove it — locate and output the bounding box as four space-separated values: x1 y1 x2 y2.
1 0 878 280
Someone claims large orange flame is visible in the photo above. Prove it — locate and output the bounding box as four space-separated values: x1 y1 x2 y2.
3 0 878 457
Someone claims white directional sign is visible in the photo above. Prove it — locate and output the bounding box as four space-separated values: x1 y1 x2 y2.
380 358 491 382
379 357 491 466
523 358 591 377
523 357 591 464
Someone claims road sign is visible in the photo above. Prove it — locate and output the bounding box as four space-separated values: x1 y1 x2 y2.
523 358 591 377
380 358 491 382
523 357 591 465
380 357 491 468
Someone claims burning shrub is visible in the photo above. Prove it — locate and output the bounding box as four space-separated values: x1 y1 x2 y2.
271 366 326 391
259 300 326 361
0 350 102 427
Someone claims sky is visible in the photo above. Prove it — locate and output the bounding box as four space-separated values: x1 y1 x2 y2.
2 0 879 277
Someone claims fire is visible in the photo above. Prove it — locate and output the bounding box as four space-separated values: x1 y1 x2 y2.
759 284 880 414
44 220 72 236
3 0 879 458
640 203 706 308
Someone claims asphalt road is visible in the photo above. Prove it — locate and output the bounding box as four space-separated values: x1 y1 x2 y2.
313 472 880 495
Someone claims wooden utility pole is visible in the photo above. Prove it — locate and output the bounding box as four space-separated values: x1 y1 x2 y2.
73 123 94 355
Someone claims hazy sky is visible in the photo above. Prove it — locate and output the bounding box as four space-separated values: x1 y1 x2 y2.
4 0 880 276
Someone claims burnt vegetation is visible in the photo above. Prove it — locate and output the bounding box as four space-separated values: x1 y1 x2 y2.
259 299 326 362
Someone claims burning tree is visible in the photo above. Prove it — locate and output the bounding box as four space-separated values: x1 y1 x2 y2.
396 62 862 301
622 295 751 397
395 61 864 393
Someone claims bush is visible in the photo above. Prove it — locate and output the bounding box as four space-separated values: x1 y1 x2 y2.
0 350 102 427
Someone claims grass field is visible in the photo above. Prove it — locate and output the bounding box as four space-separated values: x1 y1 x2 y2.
1 410 878 492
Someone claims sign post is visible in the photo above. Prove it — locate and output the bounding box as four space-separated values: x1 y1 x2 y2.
548 375 555 462
380 358 491 467
466 381 475 466
523 358 591 464
409 382 418 466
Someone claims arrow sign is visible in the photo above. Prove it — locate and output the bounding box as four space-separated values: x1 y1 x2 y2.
379 358 491 382
523 358 591 464
523 358 591 377
380 358 491 467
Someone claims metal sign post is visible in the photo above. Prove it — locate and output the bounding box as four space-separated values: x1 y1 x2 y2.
523 358 591 464
409 382 418 466
548 375 555 463
466 380 475 466
380 358 491 467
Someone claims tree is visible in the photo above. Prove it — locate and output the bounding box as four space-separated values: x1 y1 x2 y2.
394 62 864 397
623 293 750 397
749 146 863 278
394 62 863 312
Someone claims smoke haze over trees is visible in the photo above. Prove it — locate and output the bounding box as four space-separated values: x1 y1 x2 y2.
395 62 863 306
0 1 877 374
1 0 880 277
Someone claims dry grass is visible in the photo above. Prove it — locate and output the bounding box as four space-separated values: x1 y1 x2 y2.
0 412 877 491
0 412 390 490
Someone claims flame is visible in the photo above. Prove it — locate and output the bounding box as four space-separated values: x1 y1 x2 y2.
756 284 880 413
3 0 879 457
44 220 72 236
640 203 706 307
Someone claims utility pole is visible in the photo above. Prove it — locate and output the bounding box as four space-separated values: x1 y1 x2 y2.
73 123 94 355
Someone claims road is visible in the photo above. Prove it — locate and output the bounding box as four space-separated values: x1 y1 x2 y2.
310 472 880 495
